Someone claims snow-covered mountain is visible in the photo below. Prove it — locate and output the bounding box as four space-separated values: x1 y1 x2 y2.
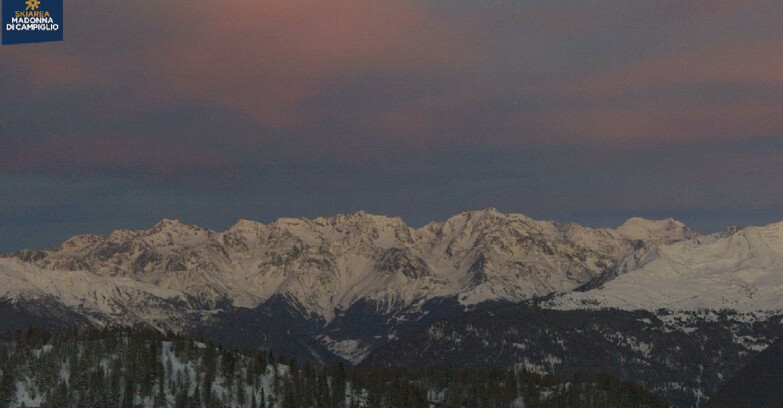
356 217 783 407
548 221 783 312
7 209 783 407
4 209 698 320
0 209 695 362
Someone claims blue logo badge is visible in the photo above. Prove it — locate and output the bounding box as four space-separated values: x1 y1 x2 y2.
3 0 63 45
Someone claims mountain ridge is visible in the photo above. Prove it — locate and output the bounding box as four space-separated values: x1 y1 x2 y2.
0 209 698 363
3 209 697 319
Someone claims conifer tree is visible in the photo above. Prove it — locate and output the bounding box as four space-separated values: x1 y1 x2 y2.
0 370 14 408
236 376 246 407
190 384 202 408
121 373 135 408
332 363 347 408
175 385 189 408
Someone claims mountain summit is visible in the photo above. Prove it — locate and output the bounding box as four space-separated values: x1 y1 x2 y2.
616 217 696 244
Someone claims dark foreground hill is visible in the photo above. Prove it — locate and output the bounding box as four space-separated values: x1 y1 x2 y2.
705 338 783 408
0 328 668 408
362 304 783 407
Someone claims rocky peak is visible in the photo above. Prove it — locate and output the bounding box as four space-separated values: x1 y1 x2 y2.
145 219 211 250
148 218 207 235
56 234 104 253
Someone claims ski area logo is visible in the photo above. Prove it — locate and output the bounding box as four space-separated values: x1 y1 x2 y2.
3 0 63 45
25 0 41 11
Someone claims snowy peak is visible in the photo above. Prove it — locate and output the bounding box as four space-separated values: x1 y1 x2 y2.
615 217 697 244
228 218 265 232
152 218 188 229
145 218 212 249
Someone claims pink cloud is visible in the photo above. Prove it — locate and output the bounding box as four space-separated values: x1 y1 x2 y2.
143 0 479 126
2 0 782 155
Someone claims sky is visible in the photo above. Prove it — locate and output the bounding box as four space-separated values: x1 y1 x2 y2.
1 0 783 251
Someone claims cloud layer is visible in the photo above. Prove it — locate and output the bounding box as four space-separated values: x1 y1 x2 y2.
1 0 782 250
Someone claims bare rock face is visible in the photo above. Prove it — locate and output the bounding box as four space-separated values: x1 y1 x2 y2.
375 248 431 279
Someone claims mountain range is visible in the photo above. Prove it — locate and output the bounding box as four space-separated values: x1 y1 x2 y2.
2 209 782 407
1 209 695 360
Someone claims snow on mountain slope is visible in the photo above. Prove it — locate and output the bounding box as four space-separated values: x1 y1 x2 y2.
3 210 694 324
0 257 193 329
548 221 783 312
